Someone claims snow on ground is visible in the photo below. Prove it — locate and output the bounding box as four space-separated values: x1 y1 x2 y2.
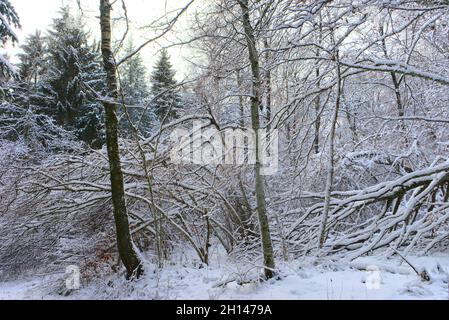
0 275 59 300
1 253 448 300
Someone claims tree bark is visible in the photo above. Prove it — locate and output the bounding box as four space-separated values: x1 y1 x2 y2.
264 38 272 126
379 24 404 118
238 0 276 279
99 0 143 279
236 69 245 127
314 16 323 154
314 68 322 155
318 52 342 248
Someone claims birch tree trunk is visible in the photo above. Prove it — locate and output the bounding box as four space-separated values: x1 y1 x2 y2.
99 0 143 279
238 0 276 279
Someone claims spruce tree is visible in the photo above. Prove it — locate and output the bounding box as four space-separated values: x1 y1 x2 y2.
0 0 20 78
43 7 105 148
1 25 69 154
119 41 152 136
14 30 48 117
18 31 47 84
150 49 182 121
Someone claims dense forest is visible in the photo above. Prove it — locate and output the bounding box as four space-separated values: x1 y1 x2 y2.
0 0 448 300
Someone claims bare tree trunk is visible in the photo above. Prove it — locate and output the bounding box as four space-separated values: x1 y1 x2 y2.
264 38 272 126
236 69 245 127
314 68 322 155
318 52 342 249
99 0 143 279
341 82 358 148
238 0 276 279
379 23 404 118
314 16 323 154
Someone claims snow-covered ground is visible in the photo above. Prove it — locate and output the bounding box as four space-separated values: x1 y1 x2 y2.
1 254 448 300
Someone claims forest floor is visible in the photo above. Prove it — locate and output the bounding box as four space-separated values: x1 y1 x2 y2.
1 253 448 300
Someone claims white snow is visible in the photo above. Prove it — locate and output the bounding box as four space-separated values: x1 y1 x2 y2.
0 12 19 41
0 275 58 300
1 254 448 300
0 53 18 75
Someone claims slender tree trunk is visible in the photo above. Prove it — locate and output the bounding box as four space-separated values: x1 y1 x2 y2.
314 67 321 155
236 70 245 127
238 0 276 279
264 41 287 261
341 83 358 149
379 23 404 118
285 69 291 143
99 0 143 279
318 52 342 249
314 17 323 154
390 72 404 117
264 38 272 126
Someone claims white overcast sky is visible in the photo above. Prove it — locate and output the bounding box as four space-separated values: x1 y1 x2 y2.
8 0 199 77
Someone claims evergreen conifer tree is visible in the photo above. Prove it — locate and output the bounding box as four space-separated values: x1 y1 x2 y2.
14 30 49 117
119 41 152 136
150 49 181 121
18 31 47 84
43 7 105 148
0 0 20 78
